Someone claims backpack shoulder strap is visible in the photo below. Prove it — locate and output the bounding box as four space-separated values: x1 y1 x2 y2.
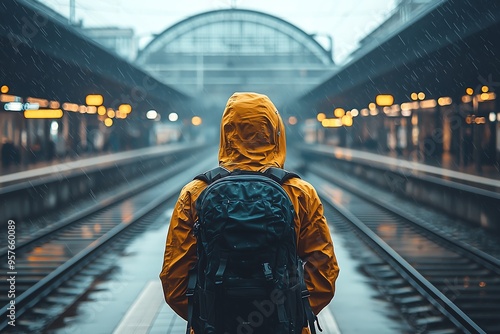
263 167 300 185
194 166 231 184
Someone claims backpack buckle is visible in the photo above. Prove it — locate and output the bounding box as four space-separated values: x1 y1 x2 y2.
215 256 228 285
193 221 200 236
186 287 195 297
263 262 273 281
186 268 197 297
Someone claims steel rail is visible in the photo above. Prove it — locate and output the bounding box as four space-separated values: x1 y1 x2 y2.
312 171 488 334
0 150 217 331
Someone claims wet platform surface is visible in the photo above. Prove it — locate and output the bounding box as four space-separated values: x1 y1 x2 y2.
3 144 499 185
46 205 409 334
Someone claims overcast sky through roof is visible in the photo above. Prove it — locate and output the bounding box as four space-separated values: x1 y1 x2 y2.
38 0 398 64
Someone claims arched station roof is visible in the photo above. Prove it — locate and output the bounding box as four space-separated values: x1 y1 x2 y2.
137 9 333 65
136 8 336 118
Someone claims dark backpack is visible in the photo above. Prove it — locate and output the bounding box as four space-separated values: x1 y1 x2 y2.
186 167 319 334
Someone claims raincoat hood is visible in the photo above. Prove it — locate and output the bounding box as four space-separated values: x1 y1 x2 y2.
218 92 286 171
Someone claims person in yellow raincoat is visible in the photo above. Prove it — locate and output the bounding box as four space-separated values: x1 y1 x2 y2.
160 92 339 333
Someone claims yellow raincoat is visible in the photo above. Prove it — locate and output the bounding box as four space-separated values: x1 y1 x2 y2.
160 92 339 333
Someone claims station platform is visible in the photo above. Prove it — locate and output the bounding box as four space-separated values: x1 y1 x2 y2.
0 145 190 186
3 144 498 185
302 144 500 191
47 207 409 334
0 150 105 179
386 149 500 182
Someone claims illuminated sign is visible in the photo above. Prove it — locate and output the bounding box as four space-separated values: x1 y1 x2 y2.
118 104 132 113
4 102 40 112
24 109 63 119
321 118 342 128
86 94 103 106
0 94 20 103
4 102 23 111
376 94 394 107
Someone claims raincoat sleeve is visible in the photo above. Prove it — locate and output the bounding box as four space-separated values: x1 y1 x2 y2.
293 180 339 315
159 180 204 320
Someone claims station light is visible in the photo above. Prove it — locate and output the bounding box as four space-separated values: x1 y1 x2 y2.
49 101 60 109
341 115 353 126
27 97 49 107
50 121 59 135
86 106 97 114
321 118 342 128
419 99 437 109
411 114 418 126
401 109 412 117
4 102 23 111
169 112 179 122
107 109 116 118
481 86 489 93
24 103 39 110
437 97 452 106
63 102 79 112
462 95 472 103
368 102 379 115
407 101 419 110
417 92 426 100
334 108 345 118
410 92 418 100
1 85 9 94
104 118 113 127
24 109 63 119
466 87 474 95
350 109 359 117
489 112 496 122
375 94 394 107
116 110 127 119
316 113 326 122
146 109 157 120
97 106 106 115
86 94 103 106
474 117 486 125
118 104 132 113
288 116 297 125
479 92 496 101
0 94 20 103
192 116 202 126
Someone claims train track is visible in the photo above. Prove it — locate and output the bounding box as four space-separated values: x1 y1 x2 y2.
3 147 498 333
308 165 500 334
0 150 217 332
